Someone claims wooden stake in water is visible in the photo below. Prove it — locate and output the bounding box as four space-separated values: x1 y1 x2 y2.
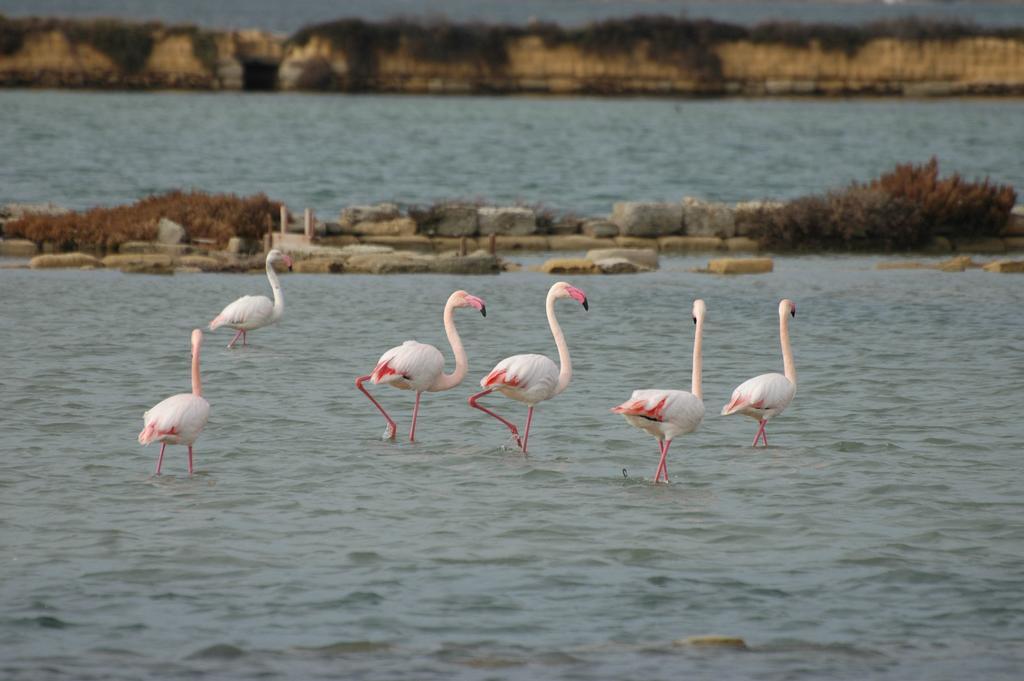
304 208 313 238
280 205 288 235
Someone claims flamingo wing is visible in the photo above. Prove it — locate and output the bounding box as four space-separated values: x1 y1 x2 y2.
614 389 704 436
139 393 210 445
209 295 273 330
721 373 795 416
481 353 559 401
371 341 444 390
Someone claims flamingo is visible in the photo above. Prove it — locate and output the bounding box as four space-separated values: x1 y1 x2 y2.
209 249 293 348
356 290 487 442
469 281 588 453
138 329 211 475
611 299 706 483
721 299 797 447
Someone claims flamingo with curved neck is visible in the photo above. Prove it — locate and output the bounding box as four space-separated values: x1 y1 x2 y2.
356 290 486 442
209 249 294 348
138 329 211 475
469 281 588 454
612 300 707 483
721 299 798 447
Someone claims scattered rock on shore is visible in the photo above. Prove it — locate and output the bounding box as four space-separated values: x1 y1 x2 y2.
538 258 598 275
982 259 1024 273
30 252 101 269
585 247 658 269
611 202 684 237
477 207 537 236
0 239 38 257
704 257 774 275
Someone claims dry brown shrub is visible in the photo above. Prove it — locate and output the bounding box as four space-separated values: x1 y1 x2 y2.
6 190 282 250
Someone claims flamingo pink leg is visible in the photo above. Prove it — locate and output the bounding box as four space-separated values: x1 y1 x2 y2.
468 389 523 449
654 440 671 483
753 419 768 447
409 391 422 442
355 376 397 439
227 330 243 349
187 446 194 475
155 443 166 475
520 406 535 453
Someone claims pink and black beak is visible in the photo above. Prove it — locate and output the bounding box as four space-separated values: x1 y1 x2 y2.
567 285 589 311
790 304 796 318
283 254 294 272
466 294 487 317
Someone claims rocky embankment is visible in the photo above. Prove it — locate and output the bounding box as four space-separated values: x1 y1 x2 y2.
2 16 1024 96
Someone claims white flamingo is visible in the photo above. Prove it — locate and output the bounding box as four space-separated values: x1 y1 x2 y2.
355 290 487 442
612 299 706 483
721 299 797 446
209 249 293 348
469 281 588 453
138 329 211 475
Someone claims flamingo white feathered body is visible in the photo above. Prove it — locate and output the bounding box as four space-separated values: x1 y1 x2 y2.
209 249 293 347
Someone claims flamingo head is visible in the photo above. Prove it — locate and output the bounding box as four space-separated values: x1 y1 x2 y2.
267 249 294 271
780 299 796 318
553 281 589 310
452 290 487 317
692 299 706 324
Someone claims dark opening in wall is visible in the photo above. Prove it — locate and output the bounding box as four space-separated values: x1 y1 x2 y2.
242 60 278 90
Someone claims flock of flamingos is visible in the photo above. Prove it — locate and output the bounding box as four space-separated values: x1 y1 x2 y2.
138 249 798 483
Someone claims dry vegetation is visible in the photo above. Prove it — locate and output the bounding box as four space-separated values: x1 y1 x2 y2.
5 190 281 250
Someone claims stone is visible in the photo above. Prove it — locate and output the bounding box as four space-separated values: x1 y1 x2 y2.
585 248 658 269
118 241 189 255
346 252 433 274
156 218 186 244
102 253 174 268
611 202 683 237
658 236 724 252
982 259 1024 273
725 237 759 252
292 257 346 273
674 636 747 650
477 207 537 236
177 255 224 271
359 235 434 252
548 217 582 235
734 200 782 237
936 255 978 272
538 258 598 275
875 261 932 270
350 217 417 237
614 236 659 250
706 257 773 275
1003 237 1024 251
340 203 401 227
29 253 101 269
953 237 1005 253
581 219 619 238
548 235 613 251
338 244 394 256
1003 205 1024 236
682 197 736 238
120 262 175 275
432 237 480 253
426 203 478 237
0 239 38 257
494 236 551 251
594 257 643 274
429 254 501 275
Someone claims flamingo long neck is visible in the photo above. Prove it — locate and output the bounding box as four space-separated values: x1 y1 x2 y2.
780 312 796 385
191 342 202 397
430 298 467 392
548 291 573 396
691 316 704 400
267 259 284 321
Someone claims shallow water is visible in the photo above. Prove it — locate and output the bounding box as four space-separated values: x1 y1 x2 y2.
2 257 1023 680
2 92 1023 219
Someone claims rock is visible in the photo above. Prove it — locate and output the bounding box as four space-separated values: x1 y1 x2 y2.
585 248 658 269
118 241 189 255
29 253 101 269
340 203 401 227
156 218 186 244
429 254 501 274
338 244 394 256
0 239 38 257
102 253 174 268
423 203 478 237
359 235 434 252
1003 237 1024 251
549 216 582 235
611 202 683 237
982 259 1024 273
614 236 659 250
876 261 933 270
346 252 433 274
594 257 643 274
350 217 418 237
674 635 747 650
477 207 537 236
706 257 773 275
494 236 551 251
548 235 614 251
120 262 175 275
658 236 725 252
538 258 598 275
177 255 224 271
581 219 619 238
682 197 736 238
922 236 953 253
734 200 782 237
292 257 346 273
936 255 978 272
725 237 759 252
432 237 480 253
1003 205 1024 236
953 237 1005 253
